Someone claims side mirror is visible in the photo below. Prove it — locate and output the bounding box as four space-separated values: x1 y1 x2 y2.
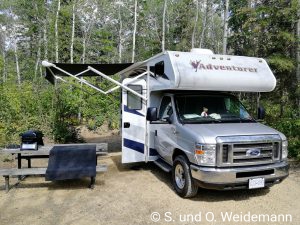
146 107 158 122
166 116 173 124
257 106 265 120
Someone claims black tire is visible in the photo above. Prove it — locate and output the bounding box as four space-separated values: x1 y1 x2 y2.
172 155 198 198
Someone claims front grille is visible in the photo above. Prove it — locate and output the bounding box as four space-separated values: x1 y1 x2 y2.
232 142 274 163
217 135 281 167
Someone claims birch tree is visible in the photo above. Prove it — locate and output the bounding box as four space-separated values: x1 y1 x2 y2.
70 0 76 64
162 0 167 51
132 0 137 63
199 0 208 48
55 0 61 63
42 0 49 60
297 0 300 109
1 50 5 82
192 0 199 49
8 6 21 85
118 3 123 62
43 20 48 60
79 0 98 63
13 33 20 85
0 28 6 82
34 32 42 79
222 0 229 54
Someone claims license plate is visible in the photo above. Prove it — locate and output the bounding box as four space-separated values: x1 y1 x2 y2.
249 178 265 189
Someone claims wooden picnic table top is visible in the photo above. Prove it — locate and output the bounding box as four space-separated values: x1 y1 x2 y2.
0 143 108 155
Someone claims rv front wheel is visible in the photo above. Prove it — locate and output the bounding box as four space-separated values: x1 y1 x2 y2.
172 155 198 198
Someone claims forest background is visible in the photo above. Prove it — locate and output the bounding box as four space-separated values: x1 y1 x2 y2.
0 0 299 159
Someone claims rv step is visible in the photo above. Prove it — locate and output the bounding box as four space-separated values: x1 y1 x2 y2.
154 158 172 173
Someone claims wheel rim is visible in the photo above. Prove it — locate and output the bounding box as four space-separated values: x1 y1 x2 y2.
175 164 185 189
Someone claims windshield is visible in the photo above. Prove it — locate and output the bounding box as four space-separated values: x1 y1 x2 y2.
175 94 254 123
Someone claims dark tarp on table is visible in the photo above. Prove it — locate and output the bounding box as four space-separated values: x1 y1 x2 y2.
45 145 96 181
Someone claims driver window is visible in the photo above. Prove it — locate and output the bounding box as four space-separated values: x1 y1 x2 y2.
159 96 173 121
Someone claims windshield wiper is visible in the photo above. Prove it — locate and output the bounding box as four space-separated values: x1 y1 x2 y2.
183 120 219 124
219 118 256 123
240 118 256 123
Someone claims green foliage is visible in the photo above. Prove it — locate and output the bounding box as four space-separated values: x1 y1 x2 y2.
261 99 300 159
0 55 3 73
267 118 300 160
229 0 300 160
0 81 54 146
0 0 299 161
268 55 295 73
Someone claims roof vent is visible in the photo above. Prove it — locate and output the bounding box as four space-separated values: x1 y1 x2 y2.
190 48 214 55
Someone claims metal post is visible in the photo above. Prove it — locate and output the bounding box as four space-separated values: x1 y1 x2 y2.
17 153 22 180
90 176 95 189
4 176 9 193
145 65 150 162
17 153 21 169
27 158 31 168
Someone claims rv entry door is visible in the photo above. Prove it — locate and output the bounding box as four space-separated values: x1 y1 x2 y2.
122 79 147 163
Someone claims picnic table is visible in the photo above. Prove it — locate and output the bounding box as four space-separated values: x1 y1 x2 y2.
0 143 108 192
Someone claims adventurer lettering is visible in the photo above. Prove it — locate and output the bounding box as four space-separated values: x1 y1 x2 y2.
190 60 258 73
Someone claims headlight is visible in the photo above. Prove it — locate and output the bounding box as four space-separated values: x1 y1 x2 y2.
194 144 216 166
282 140 288 160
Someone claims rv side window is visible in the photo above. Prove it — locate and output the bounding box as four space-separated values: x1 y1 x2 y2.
159 96 173 121
127 85 142 110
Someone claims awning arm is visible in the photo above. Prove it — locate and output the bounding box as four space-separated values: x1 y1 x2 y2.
42 61 152 100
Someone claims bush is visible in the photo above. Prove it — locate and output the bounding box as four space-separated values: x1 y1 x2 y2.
266 118 300 160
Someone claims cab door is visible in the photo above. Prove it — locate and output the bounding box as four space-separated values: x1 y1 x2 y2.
121 79 147 163
154 96 177 164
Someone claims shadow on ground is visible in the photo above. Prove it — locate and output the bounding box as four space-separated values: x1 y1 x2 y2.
0 176 105 192
111 154 271 202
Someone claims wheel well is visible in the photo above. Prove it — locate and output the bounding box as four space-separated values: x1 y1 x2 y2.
172 148 189 162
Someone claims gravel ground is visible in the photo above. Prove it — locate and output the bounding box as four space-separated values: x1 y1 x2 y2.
0 136 299 225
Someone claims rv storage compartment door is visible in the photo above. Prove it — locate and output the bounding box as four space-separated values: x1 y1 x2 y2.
122 79 147 163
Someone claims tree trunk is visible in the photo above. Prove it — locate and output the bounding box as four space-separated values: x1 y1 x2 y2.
81 20 94 64
43 0 48 60
14 42 21 85
222 0 229 54
43 21 48 60
82 37 86 64
55 0 61 63
296 0 300 110
118 4 123 63
211 9 219 53
192 0 199 49
280 90 284 117
199 0 208 48
34 32 42 79
70 0 76 64
9 5 21 84
256 92 261 116
2 50 6 83
132 0 137 63
162 0 167 52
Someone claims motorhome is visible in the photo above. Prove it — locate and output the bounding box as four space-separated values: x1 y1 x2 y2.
43 48 289 198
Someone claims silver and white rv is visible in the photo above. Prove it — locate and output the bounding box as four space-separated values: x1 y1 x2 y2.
43 48 289 198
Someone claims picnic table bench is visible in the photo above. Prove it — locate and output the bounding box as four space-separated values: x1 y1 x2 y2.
0 143 108 192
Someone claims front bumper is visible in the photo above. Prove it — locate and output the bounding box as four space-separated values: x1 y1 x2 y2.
190 161 289 190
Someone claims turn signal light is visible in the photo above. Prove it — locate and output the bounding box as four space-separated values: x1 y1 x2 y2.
195 149 205 155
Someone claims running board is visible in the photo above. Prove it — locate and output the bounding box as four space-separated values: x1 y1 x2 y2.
153 158 172 173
